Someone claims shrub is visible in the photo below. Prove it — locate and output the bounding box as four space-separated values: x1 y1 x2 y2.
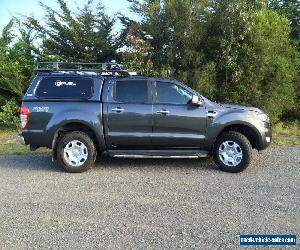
0 100 20 128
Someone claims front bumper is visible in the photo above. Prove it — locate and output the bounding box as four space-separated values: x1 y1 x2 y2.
260 122 272 150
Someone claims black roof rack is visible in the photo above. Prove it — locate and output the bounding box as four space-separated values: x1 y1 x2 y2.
36 62 130 76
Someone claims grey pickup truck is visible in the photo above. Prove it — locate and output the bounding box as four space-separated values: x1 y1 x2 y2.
19 62 272 173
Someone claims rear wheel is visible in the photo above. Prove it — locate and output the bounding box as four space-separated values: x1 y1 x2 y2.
213 131 252 173
57 131 96 173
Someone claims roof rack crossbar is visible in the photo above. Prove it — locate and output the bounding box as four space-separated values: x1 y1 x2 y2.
36 61 129 76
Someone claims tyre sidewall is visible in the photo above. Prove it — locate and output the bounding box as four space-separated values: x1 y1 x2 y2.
57 132 96 173
213 132 252 173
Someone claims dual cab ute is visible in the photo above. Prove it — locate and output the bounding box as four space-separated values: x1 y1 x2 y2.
19 62 272 173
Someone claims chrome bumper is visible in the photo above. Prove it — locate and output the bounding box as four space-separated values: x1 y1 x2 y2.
18 134 26 145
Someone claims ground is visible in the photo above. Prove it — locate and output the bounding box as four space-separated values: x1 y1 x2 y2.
0 146 299 249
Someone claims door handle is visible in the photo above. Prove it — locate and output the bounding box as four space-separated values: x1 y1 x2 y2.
156 110 170 115
207 110 218 118
112 107 124 113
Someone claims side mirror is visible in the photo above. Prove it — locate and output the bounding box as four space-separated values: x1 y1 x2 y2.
191 95 203 107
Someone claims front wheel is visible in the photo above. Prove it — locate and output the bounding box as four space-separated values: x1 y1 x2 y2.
213 131 252 173
57 131 97 173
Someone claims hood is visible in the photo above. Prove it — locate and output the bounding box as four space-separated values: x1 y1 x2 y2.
218 103 262 113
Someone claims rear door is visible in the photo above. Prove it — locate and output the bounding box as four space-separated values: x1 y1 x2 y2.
104 79 153 149
152 81 207 148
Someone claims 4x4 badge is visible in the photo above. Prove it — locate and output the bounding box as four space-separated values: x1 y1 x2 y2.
33 106 49 112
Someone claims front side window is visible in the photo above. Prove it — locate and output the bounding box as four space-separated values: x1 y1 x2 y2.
36 77 93 99
156 81 192 104
115 80 148 103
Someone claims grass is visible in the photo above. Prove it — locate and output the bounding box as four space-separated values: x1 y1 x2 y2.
272 121 300 146
0 127 50 155
0 122 299 155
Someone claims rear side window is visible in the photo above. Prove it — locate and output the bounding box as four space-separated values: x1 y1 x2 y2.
115 80 148 103
36 77 93 99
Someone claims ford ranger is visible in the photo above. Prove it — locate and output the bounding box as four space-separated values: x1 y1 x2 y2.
18 62 272 173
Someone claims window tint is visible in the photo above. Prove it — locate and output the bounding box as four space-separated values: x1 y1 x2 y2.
156 82 192 104
36 77 93 99
115 80 148 103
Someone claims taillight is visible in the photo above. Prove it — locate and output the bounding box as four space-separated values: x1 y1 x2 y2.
20 106 30 130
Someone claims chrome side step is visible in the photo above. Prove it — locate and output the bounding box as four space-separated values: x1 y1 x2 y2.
108 150 209 159
113 155 204 159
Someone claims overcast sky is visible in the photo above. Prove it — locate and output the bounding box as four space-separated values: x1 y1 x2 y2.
0 0 132 32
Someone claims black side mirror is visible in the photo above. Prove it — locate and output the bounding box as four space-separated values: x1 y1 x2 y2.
191 95 203 107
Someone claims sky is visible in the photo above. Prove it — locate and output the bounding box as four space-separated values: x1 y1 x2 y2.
0 0 133 31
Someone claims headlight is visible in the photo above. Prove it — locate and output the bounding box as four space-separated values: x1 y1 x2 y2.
258 113 269 123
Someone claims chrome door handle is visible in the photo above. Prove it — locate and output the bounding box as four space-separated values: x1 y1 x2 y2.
112 107 124 113
156 110 170 115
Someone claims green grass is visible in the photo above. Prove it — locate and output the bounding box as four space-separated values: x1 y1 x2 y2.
0 127 50 155
272 121 300 146
0 122 299 155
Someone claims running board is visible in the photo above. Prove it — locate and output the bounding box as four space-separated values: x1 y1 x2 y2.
108 149 209 159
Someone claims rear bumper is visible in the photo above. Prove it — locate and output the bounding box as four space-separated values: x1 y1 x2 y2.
18 134 26 145
21 130 52 148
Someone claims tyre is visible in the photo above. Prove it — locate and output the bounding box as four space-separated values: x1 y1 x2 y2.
213 131 252 173
57 131 97 173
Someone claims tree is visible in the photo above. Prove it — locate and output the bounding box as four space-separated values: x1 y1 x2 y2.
206 1 297 121
0 20 26 105
27 0 118 62
124 0 297 121
122 29 155 75
0 19 15 48
0 47 25 103
248 9 296 120
269 0 300 120
270 0 300 48
122 0 218 98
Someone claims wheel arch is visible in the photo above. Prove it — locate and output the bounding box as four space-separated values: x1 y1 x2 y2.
52 121 100 160
214 123 262 151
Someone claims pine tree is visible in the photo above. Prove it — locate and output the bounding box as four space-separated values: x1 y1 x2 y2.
27 0 118 62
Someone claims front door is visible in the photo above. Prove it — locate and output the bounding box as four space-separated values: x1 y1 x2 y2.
105 79 152 149
152 81 207 148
